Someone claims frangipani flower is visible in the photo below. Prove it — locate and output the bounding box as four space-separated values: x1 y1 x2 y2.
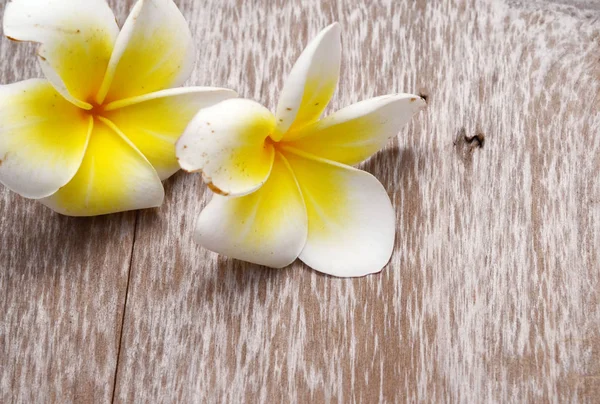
0 0 235 216
176 24 426 277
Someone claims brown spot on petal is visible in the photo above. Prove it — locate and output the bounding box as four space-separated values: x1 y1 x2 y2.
207 182 229 196
6 36 22 42
181 165 203 174
410 98 417 102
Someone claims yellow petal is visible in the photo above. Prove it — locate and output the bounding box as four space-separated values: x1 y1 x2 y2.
0 79 91 198
3 0 119 108
42 118 164 216
282 146 395 277
103 87 237 180
274 23 341 139
176 99 276 197
96 0 194 104
195 152 307 268
284 94 426 165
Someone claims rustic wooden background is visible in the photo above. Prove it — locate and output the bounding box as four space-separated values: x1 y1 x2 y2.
1 0 599 402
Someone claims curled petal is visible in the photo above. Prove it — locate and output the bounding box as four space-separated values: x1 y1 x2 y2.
176 99 276 197
282 147 395 277
3 0 119 108
103 87 237 180
96 0 194 104
41 118 164 216
274 23 341 139
0 79 91 199
195 152 307 269
284 94 426 165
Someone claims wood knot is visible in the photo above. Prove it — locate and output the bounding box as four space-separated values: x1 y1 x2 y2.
454 128 485 149
454 128 485 166
465 133 485 148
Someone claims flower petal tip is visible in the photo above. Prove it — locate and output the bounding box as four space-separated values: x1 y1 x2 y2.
319 22 342 49
394 93 428 112
411 95 428 109
325 22 341 34
393 93 427 109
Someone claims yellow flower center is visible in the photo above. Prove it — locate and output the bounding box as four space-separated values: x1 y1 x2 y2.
87 99 106 118
265 130 298 153
264 135 278 149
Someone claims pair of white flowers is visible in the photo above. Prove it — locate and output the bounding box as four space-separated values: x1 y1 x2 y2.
0 0 425 277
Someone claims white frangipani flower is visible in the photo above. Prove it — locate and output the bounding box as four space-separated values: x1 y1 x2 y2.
176 23 425 277
0 0 235 216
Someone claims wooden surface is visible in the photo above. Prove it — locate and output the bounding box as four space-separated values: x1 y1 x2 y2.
1 0 600 402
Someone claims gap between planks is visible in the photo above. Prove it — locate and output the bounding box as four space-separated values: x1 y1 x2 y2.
110 212 139 404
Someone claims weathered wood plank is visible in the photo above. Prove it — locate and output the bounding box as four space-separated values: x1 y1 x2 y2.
0 2 138 401
0 203 135 403
114 0 600 402
1 0 599 402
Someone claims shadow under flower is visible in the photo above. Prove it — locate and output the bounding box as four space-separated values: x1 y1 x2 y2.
0 193 138 278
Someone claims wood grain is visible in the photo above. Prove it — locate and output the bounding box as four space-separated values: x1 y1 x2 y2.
114 0 600 402
1 0 599 402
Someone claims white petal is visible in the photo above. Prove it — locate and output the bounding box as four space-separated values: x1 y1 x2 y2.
0 79 91 199
41 117 164 216
3 0 119 108
284 94 426 165
195 152 307 269
274 23 341 138
103 87 237 180
282 147 395 277
96 0 194 104
176 98 276 197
